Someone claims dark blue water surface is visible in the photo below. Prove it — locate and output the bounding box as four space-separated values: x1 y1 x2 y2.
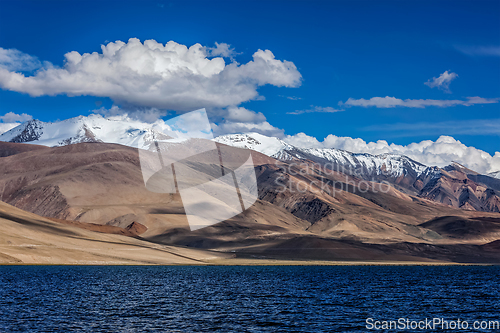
0 265 499 332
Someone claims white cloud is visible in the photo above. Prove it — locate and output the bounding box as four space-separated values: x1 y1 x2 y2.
205 42 240 60
92 105 167 123
0 112 33 135
0 48 42 72
212 120 284 138
210 105 290 137
283 132 500 174
92 105 123 117
284 132 323 148
341 96 498 108
456 45 500 57
279 95 302 100
222 106 267 123
0 39 302 111
288 105 344 115
0 111 33 123
424 71 458 93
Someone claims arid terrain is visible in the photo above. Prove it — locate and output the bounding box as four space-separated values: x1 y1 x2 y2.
1 141 500 264
0 199 231 264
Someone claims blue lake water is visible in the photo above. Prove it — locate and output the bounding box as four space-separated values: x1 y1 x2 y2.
0 265 499 332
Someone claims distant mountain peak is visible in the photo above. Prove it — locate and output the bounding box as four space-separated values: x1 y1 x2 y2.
216 132 434 185
214 133 295 160
0 114 171 148
444 161 479 175
2 115 497 186
8 119 44 143
1 118 500 213
489 171 500 179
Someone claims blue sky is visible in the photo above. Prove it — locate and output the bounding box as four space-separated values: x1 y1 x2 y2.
0 0 499 154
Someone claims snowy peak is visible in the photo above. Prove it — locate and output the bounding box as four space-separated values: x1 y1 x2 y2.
2 117 498 212
214 133 296 160
216 133 500 212
488 171 500 179
216 133 429 179
298 147 429 178
0 117 440 182
4 120 44 143
0 114 171 148
0 116 485 184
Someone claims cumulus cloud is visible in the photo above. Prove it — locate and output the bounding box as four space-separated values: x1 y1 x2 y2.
0 48 43 72
212 120 284 138
283 132 323 148
341 96 498 108
92 105 167 123
283 132 500 174
424 71 458 93
210 106 284 137
288 105 344 115
92 105 123 117
222 106 267 123
0 39 302 111
205 42 240 60
0 111 33 123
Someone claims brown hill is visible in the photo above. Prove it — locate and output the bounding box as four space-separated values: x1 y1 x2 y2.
1 141 500 263
0 200 229 264
0 141 49 157
419 164 500 212
420 216 500 242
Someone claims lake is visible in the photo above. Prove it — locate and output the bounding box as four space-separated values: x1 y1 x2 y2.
1 265 499 332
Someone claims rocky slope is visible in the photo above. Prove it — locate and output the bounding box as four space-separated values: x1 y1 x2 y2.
0 199 228 264
2 116 499 213
2 140 500 262
216 134 500 213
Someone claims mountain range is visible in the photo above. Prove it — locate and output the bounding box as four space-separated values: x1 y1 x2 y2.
1 115 500 264
2 116 499 213
0 114 171 148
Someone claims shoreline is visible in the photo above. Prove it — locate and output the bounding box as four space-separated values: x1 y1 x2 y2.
1 259 498 266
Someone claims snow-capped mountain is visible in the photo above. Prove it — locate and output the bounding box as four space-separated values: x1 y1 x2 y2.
214 133 500 211
489 171 500 179
0 115 490 184
2 115 499 212
215 133 430 180
214 133 296 160
0 114 172 149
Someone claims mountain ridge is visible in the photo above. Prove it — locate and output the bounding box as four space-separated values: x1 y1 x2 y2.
0 116 491 178
1 116 499 212
0 114 171 148
2 140 500 263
